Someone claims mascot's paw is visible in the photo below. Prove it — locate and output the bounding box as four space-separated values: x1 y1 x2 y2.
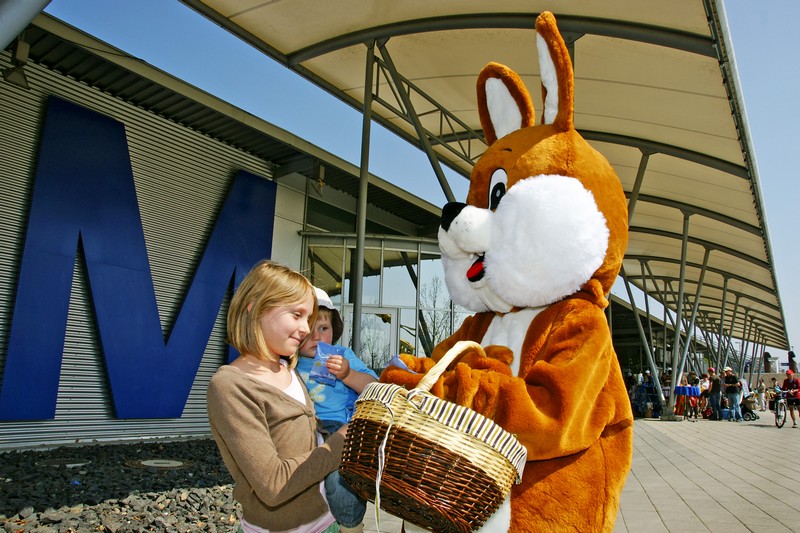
480 345 515 368
380 346 513 401
450 344 513 375
441 363 515 419
379 355 444 396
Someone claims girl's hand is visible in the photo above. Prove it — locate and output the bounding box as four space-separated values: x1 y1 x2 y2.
326 355 351 380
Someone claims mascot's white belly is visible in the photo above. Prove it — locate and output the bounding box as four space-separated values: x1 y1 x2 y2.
483 307 543 377
406 308 543 533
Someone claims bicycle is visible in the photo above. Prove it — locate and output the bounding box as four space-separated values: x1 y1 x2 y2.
774 391 788 428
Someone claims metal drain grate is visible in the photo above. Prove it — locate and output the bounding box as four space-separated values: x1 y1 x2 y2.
37 459 92 468
125 458 189 470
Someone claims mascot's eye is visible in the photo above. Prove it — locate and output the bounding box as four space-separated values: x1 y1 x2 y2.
489 168 507 211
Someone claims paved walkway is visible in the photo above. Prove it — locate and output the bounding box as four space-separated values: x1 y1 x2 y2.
363 415 800 532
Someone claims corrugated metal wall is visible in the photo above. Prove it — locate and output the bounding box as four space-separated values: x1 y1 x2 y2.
0 52 282 449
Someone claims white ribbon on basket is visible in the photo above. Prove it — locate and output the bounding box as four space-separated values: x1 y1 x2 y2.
371 341 483 533
373 402 394 533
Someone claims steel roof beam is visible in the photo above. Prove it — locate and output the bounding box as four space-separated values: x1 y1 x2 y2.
582 130 748 178
624 255 774 297
630 193 760 235
377 42 455 202
627 273 781 315
649 291 784 342
628 226 769 270
435 127 749 180
287 14 715 65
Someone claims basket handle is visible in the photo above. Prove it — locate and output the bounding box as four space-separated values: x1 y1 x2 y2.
414 340 484 392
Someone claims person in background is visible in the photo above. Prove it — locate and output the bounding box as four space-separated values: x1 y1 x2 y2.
642 369 660 417
708 367 723 421
624 371 636 394
686 371 700 420
699 372 710 414
756 377 767 412
738 375 750 409
768 377 780 411
781 369 800 428
723 367 743 422
676 373 689 417
297 287 378 533
789 351 797 373
207 260 346 533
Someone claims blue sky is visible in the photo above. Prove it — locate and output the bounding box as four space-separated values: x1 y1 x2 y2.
41 1 798 364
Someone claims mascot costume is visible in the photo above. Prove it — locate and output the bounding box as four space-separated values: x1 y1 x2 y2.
380 11 633 532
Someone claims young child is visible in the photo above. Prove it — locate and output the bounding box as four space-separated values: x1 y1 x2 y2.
207 261 346 533
297 287 378 533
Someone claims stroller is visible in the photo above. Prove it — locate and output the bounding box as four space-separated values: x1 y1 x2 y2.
741 392 759 421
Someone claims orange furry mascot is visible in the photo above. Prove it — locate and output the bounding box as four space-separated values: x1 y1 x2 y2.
380 12 633 532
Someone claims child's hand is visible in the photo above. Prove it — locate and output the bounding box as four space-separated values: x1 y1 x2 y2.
326 355 351 380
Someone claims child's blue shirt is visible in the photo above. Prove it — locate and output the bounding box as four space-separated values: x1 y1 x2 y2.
296 347 378 425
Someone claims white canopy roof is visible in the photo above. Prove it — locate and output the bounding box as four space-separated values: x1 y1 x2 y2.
181 0 788 349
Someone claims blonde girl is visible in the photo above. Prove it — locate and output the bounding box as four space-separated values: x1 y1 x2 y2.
208 260 346 533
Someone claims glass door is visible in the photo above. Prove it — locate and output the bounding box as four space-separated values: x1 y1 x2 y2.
341 306 398 374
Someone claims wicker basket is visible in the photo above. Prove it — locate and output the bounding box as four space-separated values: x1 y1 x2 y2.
340 341 527 533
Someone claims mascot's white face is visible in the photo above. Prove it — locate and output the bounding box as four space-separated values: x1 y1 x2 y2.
438 34 611 314
439 173 609 313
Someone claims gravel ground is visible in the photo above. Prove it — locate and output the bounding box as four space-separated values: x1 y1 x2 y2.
0 438 239 532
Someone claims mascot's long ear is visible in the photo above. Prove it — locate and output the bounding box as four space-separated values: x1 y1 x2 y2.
536 11 574 131
477 62 535 145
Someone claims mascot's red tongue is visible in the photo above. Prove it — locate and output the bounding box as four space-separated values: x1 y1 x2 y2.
467 255 485 282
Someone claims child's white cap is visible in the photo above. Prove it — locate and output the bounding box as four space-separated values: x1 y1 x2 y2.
313 286 344 342
314 287 334 310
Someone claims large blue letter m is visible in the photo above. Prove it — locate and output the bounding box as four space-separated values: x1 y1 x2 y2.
0 97 276 420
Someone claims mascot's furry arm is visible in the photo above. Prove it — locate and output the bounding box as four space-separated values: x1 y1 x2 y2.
380 279 631 461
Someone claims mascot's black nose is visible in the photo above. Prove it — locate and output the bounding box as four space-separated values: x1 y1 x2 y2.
440 202 466 231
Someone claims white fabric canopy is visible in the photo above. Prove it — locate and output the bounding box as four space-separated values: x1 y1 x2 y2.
181 0 787 348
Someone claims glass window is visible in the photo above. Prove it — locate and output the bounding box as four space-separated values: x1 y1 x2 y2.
418 252 445 293
358 310 393 373
341 247 381 305
400 308 418 356
382 249 418 307
453 307 471 335
306 244 345 299
361 248 381 305
420 310 452 356
304 234 446 358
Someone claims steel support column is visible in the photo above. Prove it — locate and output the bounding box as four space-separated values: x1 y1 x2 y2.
664 213 691 419
621 266 665 405
640 261 656 354
754 335 765 383
746 317 757 385
716 278 730 369
351 41 377 354
0 0 50 51
643 262 679 331
627 151 650 223
721 295 741 371
740 314 752 376
377 43 455 203
677 247 711 383
698 312 720 365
